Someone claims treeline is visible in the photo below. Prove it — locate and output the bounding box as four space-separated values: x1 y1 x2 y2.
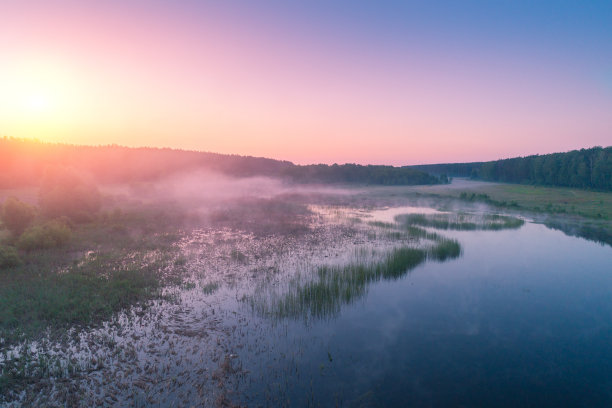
0 138 443 188
410 162 482 178
477 147 612 189
284 163 443 185
411 146 612 191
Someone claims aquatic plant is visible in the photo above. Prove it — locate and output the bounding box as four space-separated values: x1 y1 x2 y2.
367 221 395 229
396 212 524 231
258 240 461 320
427 239 461 261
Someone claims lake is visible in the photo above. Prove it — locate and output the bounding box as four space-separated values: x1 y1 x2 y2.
4 201 611 407
239 212 612 407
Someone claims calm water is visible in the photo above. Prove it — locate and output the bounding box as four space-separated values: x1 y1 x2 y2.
244 221 612 407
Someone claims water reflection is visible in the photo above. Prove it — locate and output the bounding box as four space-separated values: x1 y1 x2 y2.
254 210 525 321
246 220 612 407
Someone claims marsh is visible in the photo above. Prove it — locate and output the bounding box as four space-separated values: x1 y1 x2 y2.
1 178 611 407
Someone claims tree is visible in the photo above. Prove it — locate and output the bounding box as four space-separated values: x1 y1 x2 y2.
38 166 101 222
1 196 36 237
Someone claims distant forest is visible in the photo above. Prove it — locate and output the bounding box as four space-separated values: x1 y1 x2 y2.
412 146 612 191
0 138 443 188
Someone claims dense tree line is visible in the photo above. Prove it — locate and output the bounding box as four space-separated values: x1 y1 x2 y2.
410 162 483 178
293 163 443 185
0 137 442 187
410 147 612 191
476 147 612 190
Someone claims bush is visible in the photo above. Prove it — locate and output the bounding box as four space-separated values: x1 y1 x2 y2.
39 166 101 222
0 245 22 268
1 196 36 237
16 220 72 251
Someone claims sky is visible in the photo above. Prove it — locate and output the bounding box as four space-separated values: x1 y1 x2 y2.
1 0 611 165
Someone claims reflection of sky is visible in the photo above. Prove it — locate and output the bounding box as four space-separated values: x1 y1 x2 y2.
277 222 612 405
369 206 446 223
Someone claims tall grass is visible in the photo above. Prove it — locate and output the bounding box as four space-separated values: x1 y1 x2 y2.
396 213 524 231
0 205 187 345
427 239 461 261
262 239 461 320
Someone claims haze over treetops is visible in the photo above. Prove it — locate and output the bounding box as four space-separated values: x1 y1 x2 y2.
1 1 611 165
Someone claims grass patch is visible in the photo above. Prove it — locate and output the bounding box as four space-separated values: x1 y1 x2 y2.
0 204 188 345
367 221 395 229
257 240 461 320
0 249 177 345
449 183 612 220
396 213 524 231
272 247 427 319
0 246 21 268
428 239 461 261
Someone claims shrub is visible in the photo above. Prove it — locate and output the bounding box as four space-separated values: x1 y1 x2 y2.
0 245 22 268
1 196 36 237
38 166 101 222
16 220 72 251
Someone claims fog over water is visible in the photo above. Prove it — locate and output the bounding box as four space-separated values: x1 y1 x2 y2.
2 175 611 407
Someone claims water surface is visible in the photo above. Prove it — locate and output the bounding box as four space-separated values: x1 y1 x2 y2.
244 219 612 407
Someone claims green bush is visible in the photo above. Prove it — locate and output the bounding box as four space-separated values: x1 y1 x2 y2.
0 245 22 268
38 166 101 222
1 196 36 237
16 220 72 251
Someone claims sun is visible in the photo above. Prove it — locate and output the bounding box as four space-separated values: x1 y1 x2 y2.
26 93 50 111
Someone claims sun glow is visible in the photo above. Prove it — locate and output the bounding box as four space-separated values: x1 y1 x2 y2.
25 93 50 112
0 56 90 143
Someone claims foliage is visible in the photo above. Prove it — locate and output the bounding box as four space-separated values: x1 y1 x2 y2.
263 238 463 320
475 147 612 190
0 204 186 345
16 220 72 251
0 246 22 268
396 213 524 231
38 166 101 222
270 247 428 319
411 146 612 191
282 162 444 185
1 137 442 187
1 196 36 237
0 256 162 341
428 239 461 261
411 162 483 178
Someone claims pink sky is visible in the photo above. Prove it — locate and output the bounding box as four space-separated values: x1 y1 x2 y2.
1 1 611 165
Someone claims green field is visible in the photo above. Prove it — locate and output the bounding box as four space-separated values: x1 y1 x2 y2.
435 181 612 220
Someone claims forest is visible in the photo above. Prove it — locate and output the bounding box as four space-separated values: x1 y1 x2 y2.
0 137 443 187
411 146 612 191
